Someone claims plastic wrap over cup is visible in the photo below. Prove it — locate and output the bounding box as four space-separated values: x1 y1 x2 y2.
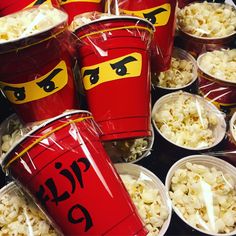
0 182 58 235
0 0 60 16
165 155 236 235
2 110 147 235
59 0 103 24
0 6 78 123
197 50 236 117
74 15 154 141
176 2 236 58
105 0 177 73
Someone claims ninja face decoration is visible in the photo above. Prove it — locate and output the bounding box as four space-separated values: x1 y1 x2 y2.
81 53 142 90
0 61 68 104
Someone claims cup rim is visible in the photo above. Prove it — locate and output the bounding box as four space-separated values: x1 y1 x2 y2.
165 154 236 236
154 47 198 90
115 162 172 236
151 91 227 151
179 28 236 41
197 51 236 86
2 110 92 169
0 6 68 46
73 15 155 34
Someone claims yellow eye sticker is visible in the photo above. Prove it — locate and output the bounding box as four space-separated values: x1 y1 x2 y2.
59 0 102 5
26 0 54 8
120 3 171 27
0 60 68 104
82 52 142 91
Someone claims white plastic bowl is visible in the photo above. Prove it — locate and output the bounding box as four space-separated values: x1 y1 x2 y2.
165 155 236 236
115 163 172 236
153 47 198 91
152 91 226 151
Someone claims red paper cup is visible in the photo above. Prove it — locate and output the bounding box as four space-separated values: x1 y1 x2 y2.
2 110 147 235
106 0 177 73
0 7 78 123
0 0 60 16
197 52 236 118
74 16 154 141
59 0 103 24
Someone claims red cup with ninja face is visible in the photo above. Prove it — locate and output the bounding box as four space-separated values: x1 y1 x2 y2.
2 110 147 235
0 0 60 16
59 0 103 24
0 6 78 124
105 0 177 73
73 16 154 141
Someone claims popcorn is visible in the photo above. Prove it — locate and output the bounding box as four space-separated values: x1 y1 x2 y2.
153 93 218 149
70 12 112 31
169 162 236 234
103 136 152 163
198 49 236 83
177 2 236 38
0 117 28 163
0 5 66 42
0 184 57 235
153 57 195 88
1 119 22 160
120 174 169 235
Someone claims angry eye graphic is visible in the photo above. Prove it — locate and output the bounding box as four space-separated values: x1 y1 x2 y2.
33 0 47 5
37 68 62 92
3 86 26 101
83 67 100 85
110 56 137 76
143 7 167 25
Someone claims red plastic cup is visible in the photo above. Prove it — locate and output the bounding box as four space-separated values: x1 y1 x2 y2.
2 110 147 235
59 0 103 24
106 0 177 73
74 16 154 141
0 0 60 16
0 7 78 124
